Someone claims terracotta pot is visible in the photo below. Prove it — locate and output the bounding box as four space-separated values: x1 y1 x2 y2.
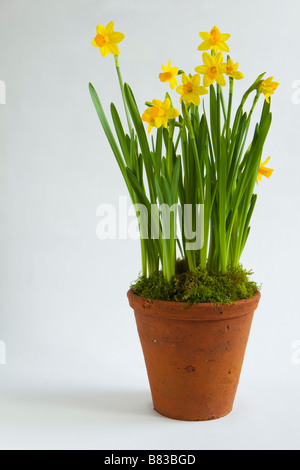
127 289 261 421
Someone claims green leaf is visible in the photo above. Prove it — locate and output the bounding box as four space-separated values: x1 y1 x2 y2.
241 72 266 106
110 103 131 167
171 156 182 203
124 83 157 199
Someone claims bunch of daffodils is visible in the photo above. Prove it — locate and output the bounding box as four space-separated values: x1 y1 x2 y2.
90 23 278 281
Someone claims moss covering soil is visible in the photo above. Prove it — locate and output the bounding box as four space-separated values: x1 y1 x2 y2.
131 262 260 305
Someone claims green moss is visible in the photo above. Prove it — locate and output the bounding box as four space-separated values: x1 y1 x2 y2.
131 262 260 305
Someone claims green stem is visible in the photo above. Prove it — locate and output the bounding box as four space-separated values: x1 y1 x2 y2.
226 78 234 146
237 91 260 164
167 122 175 180
114 55 133 132
217 84 227 273
220 87 227 122
216 84 221 150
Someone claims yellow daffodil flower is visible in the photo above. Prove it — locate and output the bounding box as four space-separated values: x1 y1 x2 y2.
198 26 231 53
159 60 179 90
142 113 157 134
176 74 208 106
92 21 125 57
258 77 280 103
256 157 274 185
142 99 180 134
224 58 244 80
195 52 226 87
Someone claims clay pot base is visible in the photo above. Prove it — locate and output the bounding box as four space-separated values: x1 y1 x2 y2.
153 405 233 422
128 289 261 422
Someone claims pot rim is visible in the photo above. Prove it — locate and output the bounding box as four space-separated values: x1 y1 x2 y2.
127 289 261 321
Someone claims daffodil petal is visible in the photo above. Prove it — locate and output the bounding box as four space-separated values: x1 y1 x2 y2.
100 45 110 57
109 32 125 43
105 21 114 33
199 32 210 40
195 65 208 75
263 156 271 165
198 41 212 51
108 42 120 55
202 52 214 66
190 93 200 106
194 86 209 95
182 74 189 85
220 33 231 41
233 71 244 80
217 42 230 52
155 117 163 128
96 24 106 35
162 117 169 128
166 108 180 119
216 73 226 86
191 74 200 86
182 95 191 104
203 75 214 87
256 156 274 183
215 52 224 65
169 77 178 90
152 99 163 108
162 98 171 109
220 63 227 73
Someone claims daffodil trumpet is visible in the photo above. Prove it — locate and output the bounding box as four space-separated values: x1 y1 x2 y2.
90 23 278 280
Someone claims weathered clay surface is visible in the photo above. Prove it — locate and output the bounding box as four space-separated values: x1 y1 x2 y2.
128 290 261 421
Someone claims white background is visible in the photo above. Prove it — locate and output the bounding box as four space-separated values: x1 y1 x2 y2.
0 0 300 450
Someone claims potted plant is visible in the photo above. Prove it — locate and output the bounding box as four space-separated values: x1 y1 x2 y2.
89 22 278 421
